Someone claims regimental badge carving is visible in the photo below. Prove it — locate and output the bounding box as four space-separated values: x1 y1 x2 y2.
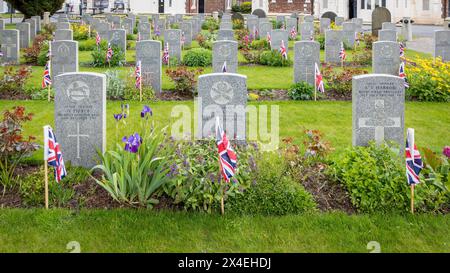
67 81 90 102
210 81 233 105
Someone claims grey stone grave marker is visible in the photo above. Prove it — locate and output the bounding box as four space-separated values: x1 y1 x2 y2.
294 40 320 86
372 41 400 75
213 40 238 73
51 40 78 79
0 29 19 64
136 40 162 94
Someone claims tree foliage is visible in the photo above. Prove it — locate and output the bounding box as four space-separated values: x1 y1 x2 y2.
5 0 65 18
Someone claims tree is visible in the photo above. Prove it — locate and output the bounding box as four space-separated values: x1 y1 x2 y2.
5 0 65 18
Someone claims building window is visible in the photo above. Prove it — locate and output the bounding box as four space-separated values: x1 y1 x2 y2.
323 0 328 9
367 0 371 9
423 0 429 10
375 0 380 7
361 0 365 9
288 0 293 3
169 0 172 7
382 0 386 7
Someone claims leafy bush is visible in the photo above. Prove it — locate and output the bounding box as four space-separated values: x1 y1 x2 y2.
182 48 212 67
232 19 244 30
352 48 372 66
166 66 203 95
93 127 173 208
288 82 315 100
24 33 52 65
240 48 261 64
362 33 375 49
79 39 107 51
90 45 125 67
226 152 316 215
36 40 50 66
202 18 219 32
259 50 292 67
0 66 32 96
71 24 90 40
240 2 252 13
407 57 450 102
160 139 257 212
316 35 325 50
105 69 126 99
7 0 65 18
323 66 368 96
0 107 39 192
250 39 270 50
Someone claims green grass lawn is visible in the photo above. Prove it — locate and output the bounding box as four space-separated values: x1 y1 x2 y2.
0 209 449 252
1 100 448 161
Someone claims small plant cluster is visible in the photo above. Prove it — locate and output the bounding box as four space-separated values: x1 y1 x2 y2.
362 33 375 49
105 69 154 100
259 50 292 67
71 23 90 40
91 45 125 67
322 66 368 96
288 82 315 100
166 66 203 95
201 18 219 32
231 2 252 13
24 33 52 65
0 66 32 97
79 39 107 51
232 19 244 30
352 48 372 66
183 48 212 67
195 33 213 49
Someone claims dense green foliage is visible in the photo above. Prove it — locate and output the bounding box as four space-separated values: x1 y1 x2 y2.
182 48 212 67
259 50 292 67
5 0 65 17
288 81 316 100
90 45 125 67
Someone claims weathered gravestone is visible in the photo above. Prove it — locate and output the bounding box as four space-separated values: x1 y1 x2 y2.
55 29 73 41
220 20 233 30
294 41 320 86
128 14 136 28
372 41 400 75
321 11 337 23
190 18 200 38
259 21 272 38
217 29 235 41
157 19 166 33
111 16 121 29
175 14 184 23
51 40 78 79
286 18 298 32
167 15 176 26
342 22 356 47
181 21 193 47
325 30 343 64
136 40 162 94
252 9 267 18
304 15 314 23
320 18 331 34
382 22 396 31
95 22 110 40
0 30 19 64
108 29 127 54
43 12 51 25
378 29 397 42
17 22 30 49
270 29 289 53
372 7 391 37
54 72 106 168
213 40 238 73
352 18 363 32
335 17 344 26
433 30 450 62
352 74 405 150
247 15 258 32
25 18 36 40
138 23 152 40
56 22 71 30
57 18 69 23
139 15 149 24
222 14 232 21
164 29 181 62
197 73 247 140
31 16 41 32
0 19 4 30
300 22 314 40
276 15 286 26
122 18 134 35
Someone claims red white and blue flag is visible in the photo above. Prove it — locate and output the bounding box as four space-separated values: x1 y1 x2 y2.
405 128 423 185
44 125 67 182
135 60 142 89
315 62 325 93
267 32 271 46
355 32 360 46
162 42 170 65
96 32 101 47
279 39 287 59
339 42 347 61
400 42 405 57
399 61 409 88
106 43 113 62
222 61 227 73
215 117 237 182
290 26 297 40
41 61 52 88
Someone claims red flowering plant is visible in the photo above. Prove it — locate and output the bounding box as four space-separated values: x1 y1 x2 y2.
0 106 39 193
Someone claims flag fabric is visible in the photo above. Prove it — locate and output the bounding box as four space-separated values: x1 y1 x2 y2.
315 62 325 93
162 42 170 65
222 61 227 73
0 50 3 57
44 126 67 182
96 32 101 47
339 42 347 61
41 61 52 88
399 62 409 88
267 32 271 46
290 26 297 40
355 32 360 46
405 128 423 185
400 42 405 57
279 39 287 59
135 60 142 89
137 32 141 42
215 117 237 182
106 43 113 62
254 26 258 38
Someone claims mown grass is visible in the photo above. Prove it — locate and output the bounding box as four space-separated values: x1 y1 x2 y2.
0 209 449 252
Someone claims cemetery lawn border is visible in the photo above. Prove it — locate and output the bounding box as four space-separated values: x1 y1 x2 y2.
0 209 449 252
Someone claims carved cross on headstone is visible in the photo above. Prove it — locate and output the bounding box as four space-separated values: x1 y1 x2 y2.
301 65 314 82
68 122 89 159
358 99 401 144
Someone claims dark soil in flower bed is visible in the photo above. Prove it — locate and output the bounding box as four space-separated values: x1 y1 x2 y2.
0 92 32 100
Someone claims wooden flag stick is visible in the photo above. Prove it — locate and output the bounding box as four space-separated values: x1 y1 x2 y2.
44 161 49 209
221 196 225 215
411 184 415 214
139 82 142 102
43 125 49 210
47 85 51 102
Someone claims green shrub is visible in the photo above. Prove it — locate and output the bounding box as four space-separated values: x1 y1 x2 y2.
232 19 244 30
240 2 252 13
226 153 316 215
241 48 262 64
202 18 219 31
183 48 212 67
316 35 325 50
24 34 52 65
250 39 270 50
363 33 375 49
90 45 125 67
37 41 50 66
0 66 32 96
259 50 292 67
166 66 203 95
79 39 107 51
288 82 316 100
352 48 372 66
71 24 90 40
323 66 368 96
126 33 135 41
105 69 126 99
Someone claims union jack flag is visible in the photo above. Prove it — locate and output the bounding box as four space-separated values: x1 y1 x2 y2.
267 32 271 46
279 39 287 59
399 61 409 88
96 32 101 47
405 128 423 185
41 61 52 88
339 42 347 61
162 42 170 65
222 61 227 73
106 43 113 62
355 32 360 46
290 26 297 40
44 125 67 182
135 60 142 89
400 42 405 57
315 62 325 93
215 117 237 182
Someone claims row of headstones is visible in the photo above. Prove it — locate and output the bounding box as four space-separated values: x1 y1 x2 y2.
53 70 405 169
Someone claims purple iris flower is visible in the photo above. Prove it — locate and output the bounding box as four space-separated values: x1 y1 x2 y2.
444 146 450 158
122 133 142 153
113 113 127 121
141 105 153 118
